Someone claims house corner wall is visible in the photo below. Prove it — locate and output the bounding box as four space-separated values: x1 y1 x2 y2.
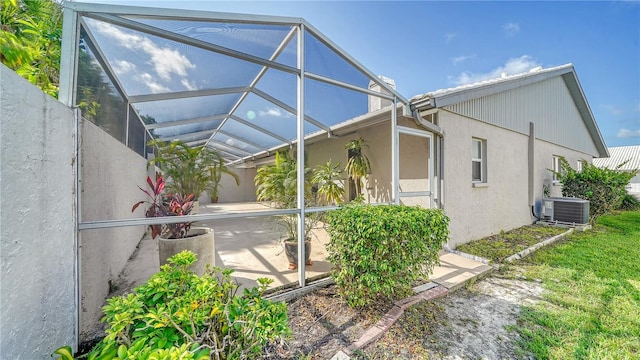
0 65 76 358
79 120 147 340
441 110 592 248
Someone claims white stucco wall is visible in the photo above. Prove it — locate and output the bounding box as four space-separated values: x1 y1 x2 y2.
1 65 76 358
439 109 593 247
79 120 147 339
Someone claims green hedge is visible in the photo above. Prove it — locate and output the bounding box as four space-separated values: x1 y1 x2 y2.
553 158 637 223
326 205 449 307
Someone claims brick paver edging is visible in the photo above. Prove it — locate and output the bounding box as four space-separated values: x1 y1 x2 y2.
342 284 449 356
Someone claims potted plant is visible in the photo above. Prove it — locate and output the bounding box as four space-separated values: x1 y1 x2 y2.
345 138 371 201
147 139 239 210
255 151 316 269
312 159 345 206
132 174 215 275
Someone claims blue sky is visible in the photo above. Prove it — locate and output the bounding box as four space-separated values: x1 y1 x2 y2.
81 0 639 148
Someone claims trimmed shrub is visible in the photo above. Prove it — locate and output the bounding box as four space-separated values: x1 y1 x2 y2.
552 157 637 223
619 193 640 211
326 205 449 307
58 251 290 360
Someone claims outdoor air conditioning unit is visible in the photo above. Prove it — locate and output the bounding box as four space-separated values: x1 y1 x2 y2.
542 197 590 224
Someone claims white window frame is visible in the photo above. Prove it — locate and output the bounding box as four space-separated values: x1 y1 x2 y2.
472 138 487 184
577 160 584 172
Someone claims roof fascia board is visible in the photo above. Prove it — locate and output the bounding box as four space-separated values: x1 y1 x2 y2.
302 20 409 105
230 107 396 166
145 114 227 130
561 71 609 157
85 13 300 75
432 67 574 108
305 71 395 100
128 87 249 104
65 2 304 26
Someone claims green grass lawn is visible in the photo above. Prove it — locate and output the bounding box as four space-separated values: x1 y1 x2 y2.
517 210 640 359
456 225 567 263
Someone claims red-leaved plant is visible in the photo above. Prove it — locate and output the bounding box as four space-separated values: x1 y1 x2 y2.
132 174 195 239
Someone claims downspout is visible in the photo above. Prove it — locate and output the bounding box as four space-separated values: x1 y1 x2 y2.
529 122 541 221
411 108 444 209
73 108 81 351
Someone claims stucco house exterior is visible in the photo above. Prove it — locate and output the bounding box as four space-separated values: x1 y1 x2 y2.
296 64 609 247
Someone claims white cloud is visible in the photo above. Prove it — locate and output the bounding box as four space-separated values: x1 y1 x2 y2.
112 60 136 75
92 21 195 81
259 107 293 118
181 79 198 91
451 54 476 65
453 55 541 86
138 73 170 93
502 22 520 37
601 104 624 115
617 128 640 138
445 33 456 44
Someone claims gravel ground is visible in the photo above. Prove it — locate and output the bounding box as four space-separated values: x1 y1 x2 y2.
265 270 545 359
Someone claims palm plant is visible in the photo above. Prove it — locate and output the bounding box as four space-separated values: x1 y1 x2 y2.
254 151 316 242
205 153 240 202
255 151 311 209
344 138 371 198
312 160 345 206
148 139 239 200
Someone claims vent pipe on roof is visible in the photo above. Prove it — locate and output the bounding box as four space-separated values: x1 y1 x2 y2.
368 75 396 112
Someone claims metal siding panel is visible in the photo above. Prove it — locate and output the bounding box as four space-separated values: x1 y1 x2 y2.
442 77 598 155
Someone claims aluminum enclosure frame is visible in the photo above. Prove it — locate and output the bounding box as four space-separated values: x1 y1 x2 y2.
58 2 434 347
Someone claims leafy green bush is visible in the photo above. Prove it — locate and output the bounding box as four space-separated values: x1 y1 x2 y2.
56 251 290 360
619 193 640 211
326 205 449 307
552 157 637 223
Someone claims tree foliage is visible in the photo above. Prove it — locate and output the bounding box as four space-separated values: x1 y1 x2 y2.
148 139 238 201
552 157 637 223
1 0 62 97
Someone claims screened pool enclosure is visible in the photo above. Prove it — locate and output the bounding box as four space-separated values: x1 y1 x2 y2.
58 4 440 332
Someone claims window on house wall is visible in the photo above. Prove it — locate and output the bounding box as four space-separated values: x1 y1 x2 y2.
472 138 487 183
552 155 561 182
577 160 584 172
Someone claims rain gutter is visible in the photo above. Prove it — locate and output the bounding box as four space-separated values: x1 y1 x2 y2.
410 102 445 210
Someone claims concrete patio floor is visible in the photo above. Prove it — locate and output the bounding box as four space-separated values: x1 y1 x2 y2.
113 202 493 300
113 202 332 294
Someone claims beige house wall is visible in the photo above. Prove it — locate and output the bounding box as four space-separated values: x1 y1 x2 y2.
439 109 594 247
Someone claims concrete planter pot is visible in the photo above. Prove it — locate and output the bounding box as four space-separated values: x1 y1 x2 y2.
283 238 312 270
158 227 214 275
